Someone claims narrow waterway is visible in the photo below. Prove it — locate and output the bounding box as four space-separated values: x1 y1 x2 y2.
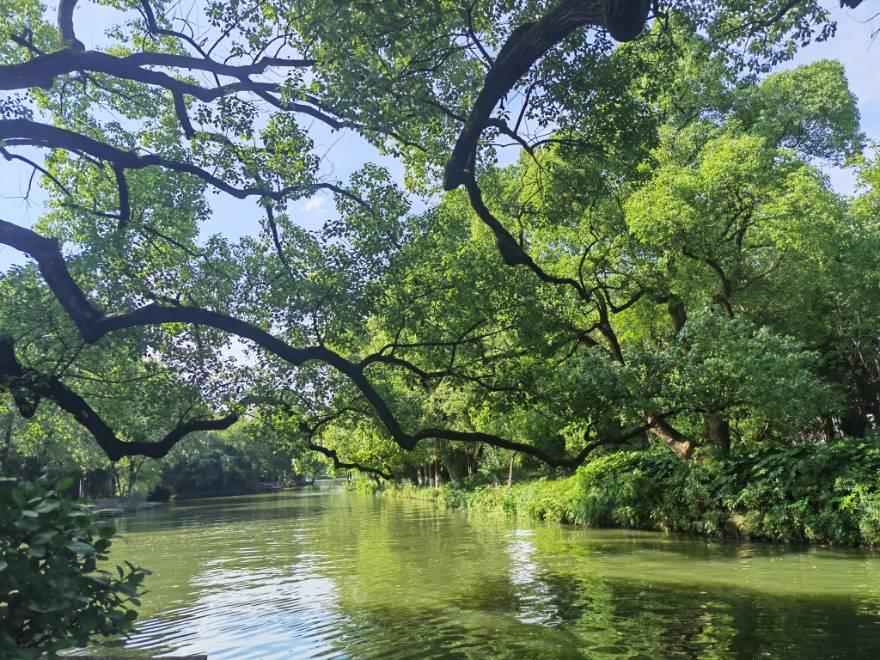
92 482 880 658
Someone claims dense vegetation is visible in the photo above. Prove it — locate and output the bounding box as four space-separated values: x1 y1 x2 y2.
371 437 880 546
0 0 878 535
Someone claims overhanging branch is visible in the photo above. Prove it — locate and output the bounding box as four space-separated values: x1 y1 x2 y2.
0 119 358 205
0 335 237 460
0 218 668 469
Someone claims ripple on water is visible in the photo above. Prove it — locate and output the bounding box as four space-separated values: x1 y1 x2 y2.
90 488 880 659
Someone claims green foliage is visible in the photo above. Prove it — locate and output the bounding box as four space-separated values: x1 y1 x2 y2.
387 438 880 547
1 0 878 512
158 425 323 498
0 476 149 657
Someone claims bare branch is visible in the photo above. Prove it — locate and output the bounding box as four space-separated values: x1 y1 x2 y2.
57 0 83 49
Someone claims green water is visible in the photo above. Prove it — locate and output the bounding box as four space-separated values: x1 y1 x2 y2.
95 482 880 658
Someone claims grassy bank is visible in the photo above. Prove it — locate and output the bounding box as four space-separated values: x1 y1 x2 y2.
359 438 880 547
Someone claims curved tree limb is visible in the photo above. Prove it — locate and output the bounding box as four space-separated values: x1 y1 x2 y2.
0 218 670 470
0 335 237 460
0 119 356 204
0 218 409 447
463 176 590 298
443 0 648 190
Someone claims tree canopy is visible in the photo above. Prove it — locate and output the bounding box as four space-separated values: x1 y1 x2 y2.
1 0 877 479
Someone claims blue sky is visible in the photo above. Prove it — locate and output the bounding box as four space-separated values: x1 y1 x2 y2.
1 2 878 271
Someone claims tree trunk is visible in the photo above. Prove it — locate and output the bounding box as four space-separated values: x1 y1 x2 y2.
0 414 12 466
840 407 868 438
507 451 516 488
111 464 121 497
705 414 730 456
821 416 836 442
442 454 463 486
127 459 136 498
668 300 687 336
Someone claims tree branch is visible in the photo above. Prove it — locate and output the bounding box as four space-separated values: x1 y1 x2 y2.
0 48 314 95
306 441 393 480
444 0 616 190
57 0 83 49
0 219 678 468
0 119 352 203
0 335 237 460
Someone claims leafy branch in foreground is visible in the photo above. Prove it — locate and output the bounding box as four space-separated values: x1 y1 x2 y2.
0 475 149 657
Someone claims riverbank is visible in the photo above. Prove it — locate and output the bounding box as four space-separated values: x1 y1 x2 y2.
360 438 880 547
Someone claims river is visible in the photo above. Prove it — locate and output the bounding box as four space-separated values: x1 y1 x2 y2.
92 482 880 658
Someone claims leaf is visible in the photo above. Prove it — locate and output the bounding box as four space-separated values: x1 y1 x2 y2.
34 499 60 514
88 574 111 587
32 530 58 545
66 541 96 555
55 477 74 491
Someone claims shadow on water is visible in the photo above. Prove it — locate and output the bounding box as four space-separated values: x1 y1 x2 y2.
117 487 341 534
324 581 880 659
86 487 880 659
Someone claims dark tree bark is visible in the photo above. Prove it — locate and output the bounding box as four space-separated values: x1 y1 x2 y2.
705 414 731 456
840 407 868 438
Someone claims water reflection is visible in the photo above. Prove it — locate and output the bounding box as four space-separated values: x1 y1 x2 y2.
80 484 880 658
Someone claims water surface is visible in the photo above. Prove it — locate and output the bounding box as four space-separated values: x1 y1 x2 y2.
94 483 880 658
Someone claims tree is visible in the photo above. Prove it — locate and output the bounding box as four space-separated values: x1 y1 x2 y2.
0 0 872 476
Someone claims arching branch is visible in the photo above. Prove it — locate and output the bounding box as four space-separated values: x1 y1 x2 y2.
0 218 408 450
0 119 356 204
463 177 589 299
444 0 624 190
0 336 237 460
0 218 672 470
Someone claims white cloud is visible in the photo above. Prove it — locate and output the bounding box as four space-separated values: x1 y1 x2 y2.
302 195 329 213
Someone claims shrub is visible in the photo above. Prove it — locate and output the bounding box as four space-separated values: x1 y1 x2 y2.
0 476 149 658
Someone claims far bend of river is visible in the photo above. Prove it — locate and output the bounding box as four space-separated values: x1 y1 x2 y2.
91 482 880 658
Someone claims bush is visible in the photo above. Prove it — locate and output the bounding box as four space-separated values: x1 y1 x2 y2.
0 476 149 658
